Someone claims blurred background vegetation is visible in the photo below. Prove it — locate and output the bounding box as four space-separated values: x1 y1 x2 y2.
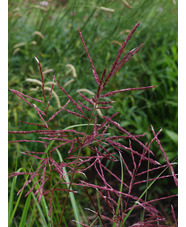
8 0 178 225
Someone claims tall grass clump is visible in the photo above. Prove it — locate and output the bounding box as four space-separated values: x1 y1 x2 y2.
9 22 177 226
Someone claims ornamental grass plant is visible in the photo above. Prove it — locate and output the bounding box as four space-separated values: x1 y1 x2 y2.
8 22 177 226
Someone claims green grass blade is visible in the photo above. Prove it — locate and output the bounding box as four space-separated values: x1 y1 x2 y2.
40 196 51 224
78 203 89 225
64 123 100 130
8 184 24 226
62 216 68 227
56 149 81 227
8 168 22 221
51 194 59 224
90 216 99 227
27 199 37 227
19 193 32 227
53 192 68 227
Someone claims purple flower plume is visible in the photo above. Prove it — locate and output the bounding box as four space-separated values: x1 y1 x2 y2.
78 28 100 85
8 22 177 225
103 21 141 87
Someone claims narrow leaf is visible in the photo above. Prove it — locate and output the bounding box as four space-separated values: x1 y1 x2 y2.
19 193 32 227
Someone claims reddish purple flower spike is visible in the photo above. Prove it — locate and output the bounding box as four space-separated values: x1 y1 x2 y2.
78 28 100 85
112 43 144 75
17 160 47 195
133 174 178 185
103 115 157 159
63 108 88 119
96 105 113 109
101 163 129 188
53 76 86 116
21 152 45 160
8 172 34 178
9 139 47 145
24 179 42 197
129 139 136 170
96 68 107 99
8 130 50 134
10 89 46 116
9 89 44 104
101 85 156 98
151 125 178 187
38 161 48 202
20 121 48 128
78 92 94 105
78 100 92 111
103 21 141 87
33 104 48 129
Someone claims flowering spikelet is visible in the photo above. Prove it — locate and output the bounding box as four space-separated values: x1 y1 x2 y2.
151 125 178 187
101 85 156 97
103 21 141 86
19 121 48 128
78 100 92 111
33 104 48 129
9 89 44 104
78 29 100 85
78 92 94 105
10 89 46 116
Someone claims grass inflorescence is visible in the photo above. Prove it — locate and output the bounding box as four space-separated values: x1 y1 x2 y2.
9 21 177 226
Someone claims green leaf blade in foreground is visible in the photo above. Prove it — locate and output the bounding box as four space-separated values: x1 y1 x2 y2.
8 168 23 226
19 193 32 227
56 149 81 227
